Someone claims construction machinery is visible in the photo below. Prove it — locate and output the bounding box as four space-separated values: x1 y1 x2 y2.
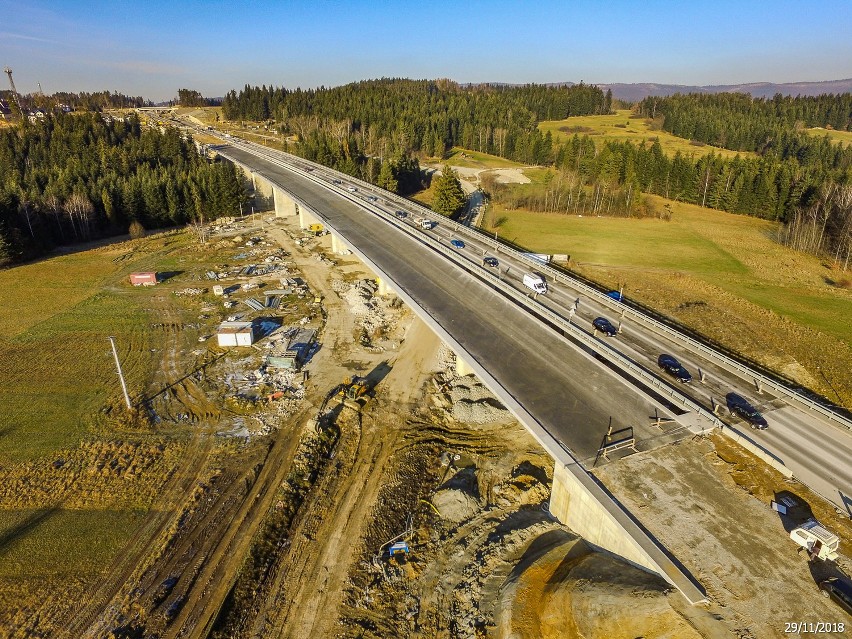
334 375 372 409
3 66 23 116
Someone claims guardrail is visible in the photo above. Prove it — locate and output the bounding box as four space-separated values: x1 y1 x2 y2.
217 139 726 438
215 133 852 434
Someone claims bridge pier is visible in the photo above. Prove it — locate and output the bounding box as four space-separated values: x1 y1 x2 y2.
251 171 275 212
331 233 351 255
376 277 393 296
272 186 298 218
298 205 321 229
455 353 476 377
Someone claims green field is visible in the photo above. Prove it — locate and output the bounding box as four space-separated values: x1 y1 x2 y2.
488 195 852 402
804 127 852 147
539 109 754 159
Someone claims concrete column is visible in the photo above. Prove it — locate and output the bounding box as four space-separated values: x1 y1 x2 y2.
376 277 393 296
455 353 475 377
331 233 351 255
272 186 297 218
298 205 321 229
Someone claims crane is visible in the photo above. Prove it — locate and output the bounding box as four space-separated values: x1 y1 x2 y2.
3 66 23 115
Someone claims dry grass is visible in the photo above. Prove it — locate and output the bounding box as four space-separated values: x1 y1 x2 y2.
539 109 755 159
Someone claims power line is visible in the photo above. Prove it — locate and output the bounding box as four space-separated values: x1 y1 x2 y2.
108 336 132 410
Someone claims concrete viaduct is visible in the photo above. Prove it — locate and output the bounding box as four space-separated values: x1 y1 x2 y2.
224 151 706 604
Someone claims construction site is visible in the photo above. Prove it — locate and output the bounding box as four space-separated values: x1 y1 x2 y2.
0 200 850 639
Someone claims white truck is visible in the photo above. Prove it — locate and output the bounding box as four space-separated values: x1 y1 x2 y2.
523 272 547 295
790 519 840 561
413 216 436 230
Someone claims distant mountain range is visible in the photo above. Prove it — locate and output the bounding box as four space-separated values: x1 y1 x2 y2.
590 79 852 101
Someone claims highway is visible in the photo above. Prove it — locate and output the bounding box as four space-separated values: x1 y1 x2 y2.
197 129 852 513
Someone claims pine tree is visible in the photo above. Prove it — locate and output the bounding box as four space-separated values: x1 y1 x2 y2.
377 160 398 193
432 165 467 218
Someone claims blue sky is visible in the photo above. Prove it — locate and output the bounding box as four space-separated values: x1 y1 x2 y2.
1 0 851 101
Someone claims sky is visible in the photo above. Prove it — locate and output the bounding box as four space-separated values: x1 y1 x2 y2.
1 0 851 102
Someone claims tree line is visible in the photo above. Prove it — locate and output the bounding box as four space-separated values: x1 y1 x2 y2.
0 113 246 265
222 78 609 162
1 89 152 113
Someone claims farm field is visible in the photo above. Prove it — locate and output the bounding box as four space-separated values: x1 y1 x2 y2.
487 196 852 404
539 109 755 159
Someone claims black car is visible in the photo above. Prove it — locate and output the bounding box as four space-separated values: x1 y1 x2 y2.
725 392 768 429
395 210 408 219
819 576 852 616
483 256 498 267
593 317 618 337
657 354 692 383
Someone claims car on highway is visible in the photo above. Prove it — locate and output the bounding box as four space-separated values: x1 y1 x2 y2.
592 317 618 336
819 576 852 615
725 392 768 429
483 256 498 267
395 210 408 219
332 179 341 184
303 166 314 172
450 239 465 249
347 186 357 192
657 354 692 383
367 195 378 201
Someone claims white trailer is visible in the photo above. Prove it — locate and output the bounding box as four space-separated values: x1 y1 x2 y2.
522 272 547 295
790 519 840 561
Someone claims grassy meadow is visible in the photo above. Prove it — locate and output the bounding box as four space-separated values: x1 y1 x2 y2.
0 229 222 631
804 127 852 147
539 109 754 159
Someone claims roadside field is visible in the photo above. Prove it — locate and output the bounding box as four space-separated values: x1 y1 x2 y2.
804 127 852 147
539 109 753 159
488 196 852 403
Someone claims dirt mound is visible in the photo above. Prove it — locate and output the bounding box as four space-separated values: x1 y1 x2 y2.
432 487 480 523
498 537 706 639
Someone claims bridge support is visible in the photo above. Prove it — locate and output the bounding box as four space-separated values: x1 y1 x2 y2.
331 233 351 255
549 462 660 574
455 353 475 377
251 171 275 212
272 186 298 218
376 277 393 296
298 205 321 229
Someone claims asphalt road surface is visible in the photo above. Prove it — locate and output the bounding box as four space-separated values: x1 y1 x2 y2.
218 141 852 511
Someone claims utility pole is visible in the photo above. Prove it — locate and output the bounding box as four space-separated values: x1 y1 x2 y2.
108 336 132 410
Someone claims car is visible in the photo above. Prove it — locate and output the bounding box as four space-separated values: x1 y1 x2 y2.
657 354 692 383
395 210 408 219
592 317 618 336
332 179 341 184
367 195 378 201
347 186 357 192
450 239 465 249
303 166 314 172
606 290 623 302
819 576 852 616
725 392 768 429
483 256 498 267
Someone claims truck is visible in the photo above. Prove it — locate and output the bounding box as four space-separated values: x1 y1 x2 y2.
522 272 547 295
413 216 436 230
790 519 840 561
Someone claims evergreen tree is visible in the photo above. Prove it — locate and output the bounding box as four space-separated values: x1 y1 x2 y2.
377 160 398 193
432 165 467 218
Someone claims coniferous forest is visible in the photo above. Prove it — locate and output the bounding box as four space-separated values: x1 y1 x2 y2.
0 113 246 265
221 80 852 267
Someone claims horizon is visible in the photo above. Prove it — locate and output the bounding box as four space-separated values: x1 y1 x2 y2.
2 0 851 102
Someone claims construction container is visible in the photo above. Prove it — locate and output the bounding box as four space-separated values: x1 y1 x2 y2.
216 321 256 347
130 272 158 286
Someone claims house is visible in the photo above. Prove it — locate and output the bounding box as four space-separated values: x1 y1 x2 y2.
0 100 11 119
217 321 256 347
129 272 158 286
